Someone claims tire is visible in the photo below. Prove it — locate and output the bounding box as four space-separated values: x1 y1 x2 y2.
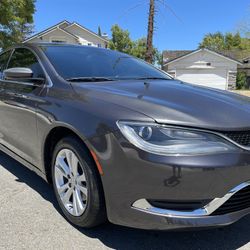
51 136 106 228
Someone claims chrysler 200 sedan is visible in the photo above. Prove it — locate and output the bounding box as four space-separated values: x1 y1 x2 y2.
1 43 250 230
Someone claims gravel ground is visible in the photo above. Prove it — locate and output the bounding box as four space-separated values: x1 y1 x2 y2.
1 151 250 250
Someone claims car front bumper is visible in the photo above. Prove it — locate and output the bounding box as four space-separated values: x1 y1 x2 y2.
88 131 250 230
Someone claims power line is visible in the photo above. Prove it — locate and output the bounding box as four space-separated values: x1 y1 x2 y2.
156 0 183 24
117 0 148 21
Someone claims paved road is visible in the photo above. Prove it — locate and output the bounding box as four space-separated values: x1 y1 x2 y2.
1 151 250 250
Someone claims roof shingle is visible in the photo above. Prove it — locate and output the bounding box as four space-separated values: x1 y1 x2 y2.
163 48 250 68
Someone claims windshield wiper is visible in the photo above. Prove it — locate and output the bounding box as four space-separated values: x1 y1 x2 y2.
134 77 171 80
66 77 114 82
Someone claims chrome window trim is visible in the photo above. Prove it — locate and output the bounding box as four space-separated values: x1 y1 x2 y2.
0 49 14 76
0 78 43 87
132 181 250 218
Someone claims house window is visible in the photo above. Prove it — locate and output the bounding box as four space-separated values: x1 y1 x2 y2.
50 36 67 43
51 40 66 43
88 43 92 46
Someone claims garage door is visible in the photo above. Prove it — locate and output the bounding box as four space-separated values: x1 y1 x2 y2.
176 69 227 90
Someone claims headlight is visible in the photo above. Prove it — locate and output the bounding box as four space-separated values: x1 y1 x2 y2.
117 121 238 156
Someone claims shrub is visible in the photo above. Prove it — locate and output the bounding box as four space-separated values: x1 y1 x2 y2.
236 71 248 89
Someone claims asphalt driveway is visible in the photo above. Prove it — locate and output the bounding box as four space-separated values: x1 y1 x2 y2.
1 151 250 250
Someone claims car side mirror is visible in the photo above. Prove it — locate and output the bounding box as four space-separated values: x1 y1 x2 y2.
3 67 45 85
4 67 33 79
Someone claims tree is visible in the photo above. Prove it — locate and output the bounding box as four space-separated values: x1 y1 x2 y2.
109 24 133 54
225 32 241 49
236 72 247 90
239 37 250 51
130 37 162 66
98 26 102 36
199 32 226 50
130 38 147 60
145 0 155 64
0 0 35 50
109 25 161 66
199 32 250 51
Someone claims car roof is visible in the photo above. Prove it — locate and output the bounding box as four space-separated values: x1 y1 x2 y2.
1 42 107 53
1 43 130 59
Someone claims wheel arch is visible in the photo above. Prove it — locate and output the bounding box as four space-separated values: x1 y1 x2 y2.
43 125 93 183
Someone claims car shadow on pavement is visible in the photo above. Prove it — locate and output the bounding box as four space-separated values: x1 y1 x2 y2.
0 151 250 250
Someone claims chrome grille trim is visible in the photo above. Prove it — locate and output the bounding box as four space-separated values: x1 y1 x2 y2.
132 181 250 218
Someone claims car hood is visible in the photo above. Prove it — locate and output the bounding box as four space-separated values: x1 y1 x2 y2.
72 80 250 131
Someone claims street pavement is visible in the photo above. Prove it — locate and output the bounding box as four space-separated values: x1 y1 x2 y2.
0 151 250 250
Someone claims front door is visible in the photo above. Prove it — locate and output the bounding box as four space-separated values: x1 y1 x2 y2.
0 49 13 145
1 48 46 165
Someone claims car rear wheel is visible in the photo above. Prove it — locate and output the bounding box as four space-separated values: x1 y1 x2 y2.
51 136 106 228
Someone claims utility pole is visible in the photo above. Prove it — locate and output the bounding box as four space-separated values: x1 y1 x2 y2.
145 0 155 64
98 26 102 36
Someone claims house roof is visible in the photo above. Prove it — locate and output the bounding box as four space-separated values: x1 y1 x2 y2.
65 22 109 42
243 55 250 61
34 26 79 41
23 20 71 43
240 56 250 69
219 50 250 62
23 20 108 43
163 48 243 66
163 50 192 63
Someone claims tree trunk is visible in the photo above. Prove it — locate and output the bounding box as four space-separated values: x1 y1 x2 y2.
145 0 155 64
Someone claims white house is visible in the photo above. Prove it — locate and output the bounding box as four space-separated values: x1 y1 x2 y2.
163 48 242 90
23 20 109 48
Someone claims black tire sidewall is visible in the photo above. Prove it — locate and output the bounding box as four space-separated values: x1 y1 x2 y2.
51 136 105 227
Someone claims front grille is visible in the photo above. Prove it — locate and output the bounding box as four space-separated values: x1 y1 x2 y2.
212 185 250 215
220 131 250 147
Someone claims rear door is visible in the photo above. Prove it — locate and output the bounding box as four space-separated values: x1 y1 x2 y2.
0 47 46 165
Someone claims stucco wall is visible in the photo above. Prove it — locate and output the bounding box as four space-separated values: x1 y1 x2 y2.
163 50 239 90
27 29 78 44
167 50 237 71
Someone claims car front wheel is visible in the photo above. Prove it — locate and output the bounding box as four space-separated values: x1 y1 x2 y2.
51 136 106 228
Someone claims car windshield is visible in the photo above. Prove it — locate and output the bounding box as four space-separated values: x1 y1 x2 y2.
40 45 171 81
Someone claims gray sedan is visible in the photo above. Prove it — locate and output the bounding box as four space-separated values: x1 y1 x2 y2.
0 43 250 230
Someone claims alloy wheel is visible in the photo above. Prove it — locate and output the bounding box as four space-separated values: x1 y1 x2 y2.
54 149 88 216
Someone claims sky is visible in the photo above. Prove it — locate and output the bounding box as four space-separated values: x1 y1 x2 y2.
34 0 250 51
